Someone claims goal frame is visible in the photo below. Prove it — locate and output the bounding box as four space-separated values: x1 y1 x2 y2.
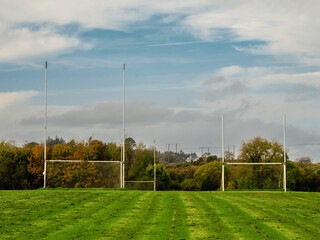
221 114 287 192
42 62 157 191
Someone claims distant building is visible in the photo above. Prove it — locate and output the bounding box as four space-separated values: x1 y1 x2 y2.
201 152 211 158
186 155 197 163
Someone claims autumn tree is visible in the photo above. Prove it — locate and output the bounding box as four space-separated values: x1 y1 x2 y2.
27 144 44 188
194 161 222 190
231 137 285 189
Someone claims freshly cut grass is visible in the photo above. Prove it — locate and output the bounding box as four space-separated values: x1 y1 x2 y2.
0 189 319 239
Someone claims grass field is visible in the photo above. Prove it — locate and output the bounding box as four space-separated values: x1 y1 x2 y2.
0 189 319 239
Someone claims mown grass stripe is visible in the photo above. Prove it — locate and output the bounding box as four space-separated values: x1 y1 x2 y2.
207 193 288 239
289 192 320 201
89 191 168 240
243 193 320 226
45 191 144 240
136 192 191 240
214 193 299 239
219 193 320 239
86 192 161 239
25 192 129 239
236 192 320 223
0 190 109 239
137 192 174 240
180 191 235 239
282 194 320 210
169 192 190 240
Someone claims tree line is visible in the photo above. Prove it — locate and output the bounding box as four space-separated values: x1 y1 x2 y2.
0 136 319 191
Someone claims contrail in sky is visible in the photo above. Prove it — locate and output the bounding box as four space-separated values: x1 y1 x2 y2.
147 41 208 47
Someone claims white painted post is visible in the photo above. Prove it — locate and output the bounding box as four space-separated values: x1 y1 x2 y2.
122 64 126 188
43 61 47 188
120 140 123 188
154 139 156 191
283 114 287 192
221 114 225 191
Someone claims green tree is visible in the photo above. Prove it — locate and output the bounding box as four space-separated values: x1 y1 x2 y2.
0 145 32 190
236 137 285 189
238 137 284 163
128 143 153 180
126 137 136 148
194 161 222 190
47 136 66 147
146 164 171 190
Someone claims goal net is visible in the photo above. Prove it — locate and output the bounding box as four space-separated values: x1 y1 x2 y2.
224 163 284 190
46 160 120 188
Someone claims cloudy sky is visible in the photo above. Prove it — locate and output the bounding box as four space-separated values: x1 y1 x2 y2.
1 0 320 161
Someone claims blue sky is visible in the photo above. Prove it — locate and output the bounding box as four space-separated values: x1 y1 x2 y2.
1 0 320 161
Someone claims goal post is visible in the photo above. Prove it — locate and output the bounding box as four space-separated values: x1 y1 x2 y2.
124 140 157 191
42 62 125 189
221 114 287 192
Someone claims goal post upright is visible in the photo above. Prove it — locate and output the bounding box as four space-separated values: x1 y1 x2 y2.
221 114 225 191
120 140 123 188
122 63 126 189
283 114 287 192
154 139 156 191
43 61 48 188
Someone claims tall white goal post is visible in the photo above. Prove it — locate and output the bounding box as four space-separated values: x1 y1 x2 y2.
42 62 121 188
221 114 287 192
121 63 125 188
43 62 156 190
43 61 47 188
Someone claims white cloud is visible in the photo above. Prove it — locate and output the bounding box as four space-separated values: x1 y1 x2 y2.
210 65 320 90
0 90 38 110
1 1 320 63
216 65 244 76
199 65 320 137
183 0 320 61
147 41 207 47
254 72 320 88
0 22 90 62
0 0 210 29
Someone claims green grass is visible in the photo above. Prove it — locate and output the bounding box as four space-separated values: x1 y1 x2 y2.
0 190 319 239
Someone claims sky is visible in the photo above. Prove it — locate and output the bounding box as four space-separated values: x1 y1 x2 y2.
1 0 320 161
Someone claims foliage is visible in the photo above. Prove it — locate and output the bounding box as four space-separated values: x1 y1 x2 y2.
0 145 32 190
47 136 66 147
228 137 285 190
238 137 284 163
181 179 201 191
147 164 172 190
126 137 136 147
0 137 319 191
193 161 222 190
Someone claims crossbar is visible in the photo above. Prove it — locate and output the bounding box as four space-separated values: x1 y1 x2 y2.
125 181 155 183
47 160 121 163
225 162 283 165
